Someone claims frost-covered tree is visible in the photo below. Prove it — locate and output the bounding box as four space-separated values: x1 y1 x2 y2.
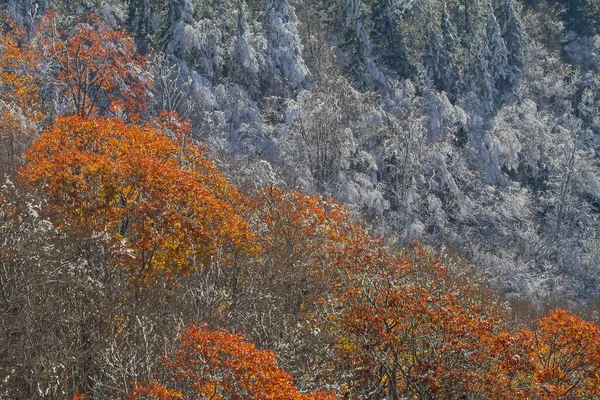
486 7 511 97
161 0 194 57
125 0 153 54
425 11 443 87
261 0 309 96
338 0 384 89
160 0 230 83
437 3 461 95
499 0 526 71
3 0 47 34
281 75 386 212
370 0 411 77
228 4 264 98
559 0 600 36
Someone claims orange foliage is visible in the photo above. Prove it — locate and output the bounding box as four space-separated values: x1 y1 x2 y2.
35 13 150 119
467 309 600 399
525 309 600 398
0 13 40 173
318 244 507 399
248 187 349 281
316 237 600 399
126 381 183 400
248 187 405 284
20 116 255 284
130 323 334 400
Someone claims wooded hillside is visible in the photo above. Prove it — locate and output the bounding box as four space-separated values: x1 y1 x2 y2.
1 0 600 398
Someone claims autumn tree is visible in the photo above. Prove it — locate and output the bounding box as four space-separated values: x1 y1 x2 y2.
34 13 151 119
20 115 255 284
316 244 508 399
0 13 40 175
524 309 600 398
128 323 334 400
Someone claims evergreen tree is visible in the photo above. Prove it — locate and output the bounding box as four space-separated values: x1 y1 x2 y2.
425 11 443 86
261 0 309 96
439 3 461 95
160 0 194 57
370 0 411 77
229 3 263 97
500 0 526 70
426 3 461 97
486 6 510 95
126 0 152 54
160 0 226 82
559 0 600 36
339 0 384 89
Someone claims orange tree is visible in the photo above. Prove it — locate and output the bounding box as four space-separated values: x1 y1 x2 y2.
127 323 335 400
314 244 509 399
235 187 413 391
471 308 600 399
225 187 353 387
34 13 150 119
0 13 41 174
20 115 255 284
519 309 600 399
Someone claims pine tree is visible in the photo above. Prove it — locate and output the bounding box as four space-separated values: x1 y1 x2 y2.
560 0 600 35
261 0 309 96
370 0 411 77
425 3 461 96
126 0 152 54
439 3 461 96
425 11 443 86
500 0 526 70
160 0 195 57
229 3 263 97
486 6 511 95
339 0 383 89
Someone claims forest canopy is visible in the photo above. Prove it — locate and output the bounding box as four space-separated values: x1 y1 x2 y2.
1 0 600 398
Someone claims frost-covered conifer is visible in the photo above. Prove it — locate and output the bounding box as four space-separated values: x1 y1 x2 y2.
339 0 384 89
125 0 152 54
500 0 526 70
261 0 309 95
486 7 511 95
438 3 461 95
229 4 264 97
370 0 411 77
161 0 223 82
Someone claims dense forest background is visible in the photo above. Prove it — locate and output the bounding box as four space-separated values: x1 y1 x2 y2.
6 0 599 304
1 0 600 398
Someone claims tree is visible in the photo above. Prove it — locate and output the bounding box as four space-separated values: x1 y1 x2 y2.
125 0 154 54
338 0 384 89
228 4 264 98
261 0 310 96
370 0 411 78
128 323 334 400
231 187 352 358
160 0 231 83
281 74 387 212
486 7 511 97
527 309 600 398
500 0 526 71
0 13 40 175
35 13 151 119
20 115 256 284
484 309 600 398
317 244 507 399
559 0 600 35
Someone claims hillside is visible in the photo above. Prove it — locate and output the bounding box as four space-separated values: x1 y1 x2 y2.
1 0 600 398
